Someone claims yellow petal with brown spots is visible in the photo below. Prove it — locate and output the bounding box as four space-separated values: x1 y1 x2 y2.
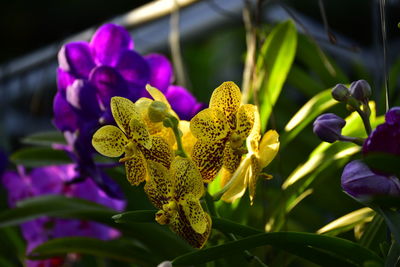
235 104 256 140
111 96 141 136
180 195 207 234
222 141 242 174
221 156 251 203
171 157 204 199
192 140 225 183
146 84 171 108
124 150 147 186
258 130 280 168
190 108 229 142
129 118 152 149
92 125 128 157
144 160 173 209
248 155 261 205
209 81 242 125
140 136 173 169
246 106 261 154
169 208 211 248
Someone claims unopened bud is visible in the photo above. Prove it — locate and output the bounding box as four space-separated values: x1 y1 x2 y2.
148 101 169 123
331 84 350 102
349 80 371 101
313 113 346 143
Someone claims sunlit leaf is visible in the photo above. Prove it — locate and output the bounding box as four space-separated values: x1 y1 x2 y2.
281 89 337 147
317 208 375 236
257 20 297 132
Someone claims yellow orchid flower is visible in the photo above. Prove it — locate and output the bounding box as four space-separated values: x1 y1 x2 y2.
144 157 211 248
92 96 173 185
221 108 280 204
135 85 178 146
190 81 256 182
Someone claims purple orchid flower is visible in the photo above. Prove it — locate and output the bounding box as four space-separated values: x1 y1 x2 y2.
53 23 203 197
341 107 400 198
2 165 125 267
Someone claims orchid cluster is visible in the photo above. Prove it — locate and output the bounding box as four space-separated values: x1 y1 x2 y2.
313 80 400 199
92 81 279 247
53 23 203 199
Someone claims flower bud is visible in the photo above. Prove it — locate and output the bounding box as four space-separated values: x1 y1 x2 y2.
341 160 400 199
148 101 169 123
313 113 346 143
331 84 350 102
349 80 371 101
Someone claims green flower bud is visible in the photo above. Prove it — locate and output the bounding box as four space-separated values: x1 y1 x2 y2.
331 84 350 102
148 101 169 123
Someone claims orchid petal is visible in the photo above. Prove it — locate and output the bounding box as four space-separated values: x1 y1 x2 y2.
145 53 173 93
180 195 207 234
209 81 241 127
110 96 141 136
124 150 147 185
190 108 229 142
144 160 173 209
58 42 95 78
92 125 128 157
192 140 225 182
172 157 204 199
235 104 256 140
140 136 173 169
116 50 150 88
90 23 134 66
258 130 280 168
129 118 151 149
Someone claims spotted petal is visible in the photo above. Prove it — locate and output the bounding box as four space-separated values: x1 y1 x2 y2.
192 140 225 182
124 149 147 185
111 96 141 136
258 130 280 168
236 104 256 140
180 195 207 234
172 157 204 199
223 141 242 174
190 108 229 142
92 125 128 157
248 155 262 205
178 121 196 156
169 208 211 248
144 160 173 209
209 81 241 126
129 118 152 149
140 136 173 169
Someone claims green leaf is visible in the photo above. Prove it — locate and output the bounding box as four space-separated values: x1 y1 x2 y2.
112 210 156 223
28 237 158 266
281 89 337 147
257 20 297 132
172 232 382 266
21 131 66 146
10 147 71 167
317 208 375 236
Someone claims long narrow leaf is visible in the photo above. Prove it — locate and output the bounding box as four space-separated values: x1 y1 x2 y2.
10 147 71 167
257 20 297 132
172 232 382 266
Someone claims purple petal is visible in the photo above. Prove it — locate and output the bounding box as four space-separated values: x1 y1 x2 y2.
66 79 101 118
89 66 129 110
90 23 134 66
116 50 150 88
58 42 95 78
385 107 400 125
57 68 76 93
341 160 400 198
145 54 173 92
363 123 400 156
52 92 80 132
165 85 204 120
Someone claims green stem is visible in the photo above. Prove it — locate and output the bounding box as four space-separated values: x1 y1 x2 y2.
355 106 372 136
164 115 187 158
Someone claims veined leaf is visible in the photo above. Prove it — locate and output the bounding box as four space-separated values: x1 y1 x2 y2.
257 20 297 132
28 237 158 266
10 147 71 167
317 208 375 236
